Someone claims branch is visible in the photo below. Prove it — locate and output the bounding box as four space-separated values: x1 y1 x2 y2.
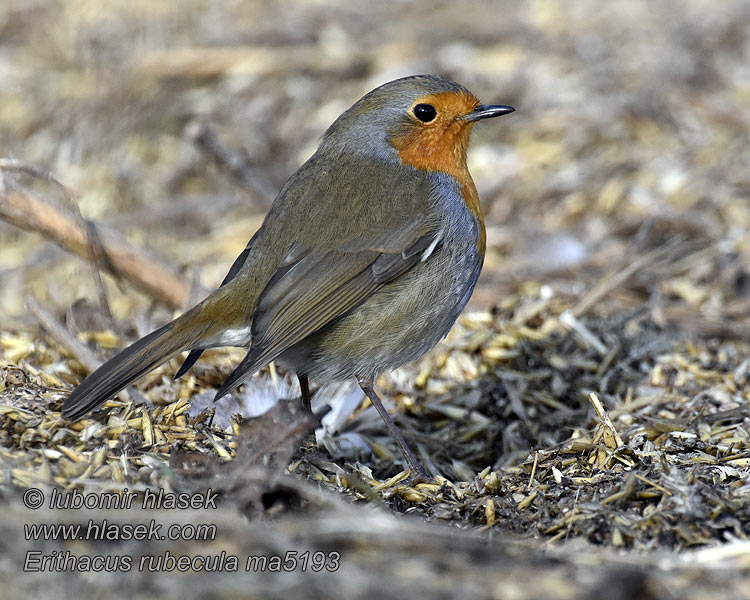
0 188 193 309
184 120 276 206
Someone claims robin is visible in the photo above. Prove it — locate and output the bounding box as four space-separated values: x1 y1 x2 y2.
63 75 514 481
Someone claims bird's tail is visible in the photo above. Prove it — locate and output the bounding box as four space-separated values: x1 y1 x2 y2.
62 306 214 421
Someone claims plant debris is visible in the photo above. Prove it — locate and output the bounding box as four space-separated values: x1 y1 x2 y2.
1 0 750 597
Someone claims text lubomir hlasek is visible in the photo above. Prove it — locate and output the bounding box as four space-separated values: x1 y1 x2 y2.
48 488 218 510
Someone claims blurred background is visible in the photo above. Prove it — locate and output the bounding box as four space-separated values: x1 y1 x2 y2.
4 3 750 580
2 0 748 325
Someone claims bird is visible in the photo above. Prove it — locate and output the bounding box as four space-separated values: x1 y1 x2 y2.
62 74 515 482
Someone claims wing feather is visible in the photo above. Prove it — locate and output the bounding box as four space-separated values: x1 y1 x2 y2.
214 228 439 399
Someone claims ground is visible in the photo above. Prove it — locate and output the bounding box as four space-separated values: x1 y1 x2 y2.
1 1 750 598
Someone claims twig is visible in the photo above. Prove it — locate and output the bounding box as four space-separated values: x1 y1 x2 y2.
0 159 114 318
0 188 194 309
26 296 134 406
25 296 102 373
559 311 608 356
184 120 276 205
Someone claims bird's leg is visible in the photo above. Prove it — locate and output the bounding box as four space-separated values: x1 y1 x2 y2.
298 373 311 413
358 378 429 484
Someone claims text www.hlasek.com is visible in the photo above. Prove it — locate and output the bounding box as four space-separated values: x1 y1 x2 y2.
25 519 214 542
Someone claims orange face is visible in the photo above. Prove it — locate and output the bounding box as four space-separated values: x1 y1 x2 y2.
389 90 481 180
389 90 486 253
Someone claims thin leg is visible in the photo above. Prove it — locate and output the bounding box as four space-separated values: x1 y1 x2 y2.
359 378 429 484
298 373 311 413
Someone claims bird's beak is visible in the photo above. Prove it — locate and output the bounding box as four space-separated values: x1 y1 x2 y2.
462 104 515 122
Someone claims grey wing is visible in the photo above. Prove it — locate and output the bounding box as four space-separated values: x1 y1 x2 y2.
213 225 440 399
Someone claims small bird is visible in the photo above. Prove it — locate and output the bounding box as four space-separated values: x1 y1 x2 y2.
63 75 514 481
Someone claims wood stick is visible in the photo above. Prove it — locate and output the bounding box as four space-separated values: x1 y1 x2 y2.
25 296 102 373
0 159 118 321
184 120 276 206
0 188 192 309
25 295 133 404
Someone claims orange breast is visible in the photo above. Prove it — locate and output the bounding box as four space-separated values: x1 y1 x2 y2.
457 176 486 255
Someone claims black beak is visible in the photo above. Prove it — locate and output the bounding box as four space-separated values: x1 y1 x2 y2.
462 104 515 122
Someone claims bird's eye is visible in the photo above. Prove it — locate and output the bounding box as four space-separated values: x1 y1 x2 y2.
413 103 437 123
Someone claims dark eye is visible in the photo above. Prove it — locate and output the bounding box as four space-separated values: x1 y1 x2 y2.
413 103 437 123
